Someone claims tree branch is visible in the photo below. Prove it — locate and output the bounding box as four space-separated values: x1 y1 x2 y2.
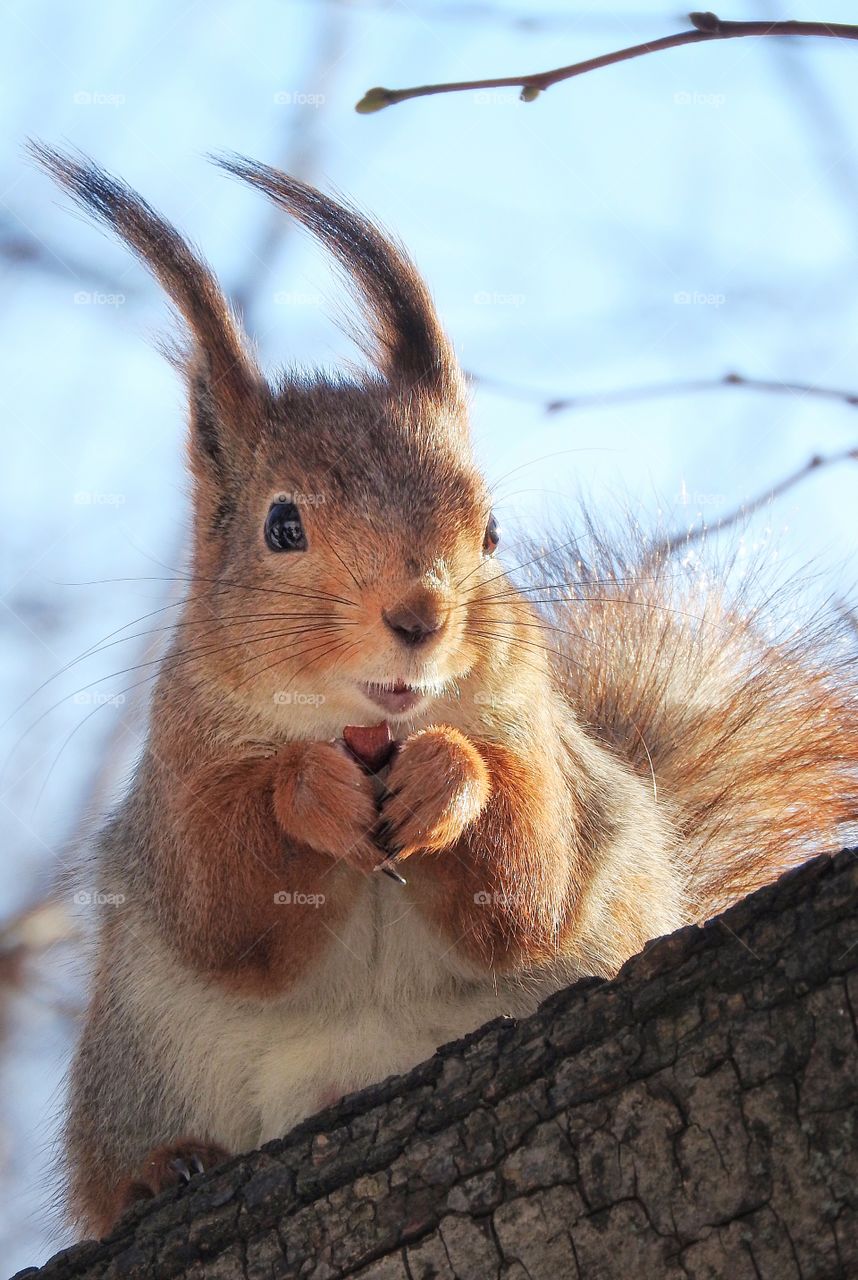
357 11 858 112
17 850 858 1279
468 368 858 561
469 368 858 415
650 442 858 559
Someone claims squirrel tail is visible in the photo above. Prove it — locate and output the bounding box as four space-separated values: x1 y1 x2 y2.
535 519 858 922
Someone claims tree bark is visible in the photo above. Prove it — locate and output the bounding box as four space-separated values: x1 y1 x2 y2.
14 849 858 1280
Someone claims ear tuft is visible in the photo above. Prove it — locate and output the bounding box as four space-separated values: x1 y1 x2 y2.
213 154 464 407
29 141 261 481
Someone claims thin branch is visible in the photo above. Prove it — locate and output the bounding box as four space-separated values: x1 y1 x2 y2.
468 366 858 559
0 217 141 296
650 444 858 560
468 369 858 415
356 11 858 112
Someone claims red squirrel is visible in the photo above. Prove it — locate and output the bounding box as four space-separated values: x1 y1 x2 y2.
31 145 858 1238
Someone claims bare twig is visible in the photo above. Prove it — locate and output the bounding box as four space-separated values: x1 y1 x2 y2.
0 216 141 296
468 367 858 558
356 12 858 112
468 369 858 415
650 444 858 560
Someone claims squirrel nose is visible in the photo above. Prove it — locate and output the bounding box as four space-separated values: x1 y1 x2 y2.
382 597 446 648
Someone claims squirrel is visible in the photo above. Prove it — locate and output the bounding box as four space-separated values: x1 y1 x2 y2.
31 144 857 1239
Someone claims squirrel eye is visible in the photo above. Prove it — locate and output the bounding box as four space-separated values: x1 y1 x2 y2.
264 500 307 552
483 513 500 556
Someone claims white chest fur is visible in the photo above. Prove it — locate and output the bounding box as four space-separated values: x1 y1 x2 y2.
128 878 580 1151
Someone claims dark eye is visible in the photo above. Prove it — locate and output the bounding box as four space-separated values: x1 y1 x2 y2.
265 500 307 552
483 512 500 556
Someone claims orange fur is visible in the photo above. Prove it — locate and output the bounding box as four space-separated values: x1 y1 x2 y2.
274 740 380 870
112 1138 229 1234
378 726 491 859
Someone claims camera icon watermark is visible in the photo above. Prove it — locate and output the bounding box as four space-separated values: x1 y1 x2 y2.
676 481 726 508
74 890 126 906
73 291 126 307
673 290 726 308
273 91 326 107
473 90 520 107
473 691 516 710
473 890 523 907
273 290 323 307
473 290 526 307
73 490 126 506
273 890 325 907
72 691 126 707
273 691 326 706
276 490 326 506
73 90 126 107
673 90 726 107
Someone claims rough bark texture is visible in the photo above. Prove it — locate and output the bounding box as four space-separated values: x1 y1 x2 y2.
14 849 858 1280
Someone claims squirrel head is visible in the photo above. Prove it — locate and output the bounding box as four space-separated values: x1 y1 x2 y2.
33 147 511 734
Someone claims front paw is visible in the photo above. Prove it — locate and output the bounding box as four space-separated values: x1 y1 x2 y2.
377 727 490 861
273 740 378 871
117 1137 229 1216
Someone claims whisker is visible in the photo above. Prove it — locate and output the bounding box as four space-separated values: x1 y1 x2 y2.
19 623 358 806
243 636 356 696
2 623 354 786
461 533 586 597
314 527 365 595
34 684 145 811
58 574 359 610
463 569 686 603
2 611 348 732
466 628 589 672
468 597 716 628
486 446 615 495
462 635 574 689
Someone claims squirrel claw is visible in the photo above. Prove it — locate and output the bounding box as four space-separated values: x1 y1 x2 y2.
117 1137 229 1217
373 817 399 854
169 1153 205 1182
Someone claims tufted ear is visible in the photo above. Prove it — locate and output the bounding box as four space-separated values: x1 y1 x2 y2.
29 143 263 491
214 154 465 410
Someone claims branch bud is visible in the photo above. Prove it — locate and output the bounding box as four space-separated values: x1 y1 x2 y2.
356 87 397 114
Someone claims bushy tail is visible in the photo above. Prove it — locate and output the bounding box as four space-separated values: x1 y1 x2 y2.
533 523 858 921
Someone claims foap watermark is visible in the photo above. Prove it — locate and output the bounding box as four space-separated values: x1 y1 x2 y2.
273 290 323 308
273 890 325 907
74 890 126 906
673 290 726 308
473 90 521 107
673 90 726 107
473 890 525 908
73 90 126 107
273 91 326 107
74 290 126 307
274 490 326 506
73 691 126 707
473 691 517 710
74 490 126 506
473 290 526 307
676 481 726 507
273 691 326 707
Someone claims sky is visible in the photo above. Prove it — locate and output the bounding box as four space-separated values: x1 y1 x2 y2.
1 0 857 1268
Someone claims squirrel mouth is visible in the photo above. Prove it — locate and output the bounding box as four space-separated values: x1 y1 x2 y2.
359 681 426 715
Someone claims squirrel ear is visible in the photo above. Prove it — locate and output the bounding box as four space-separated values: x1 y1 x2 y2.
29 143 261 485
213 155 465 410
